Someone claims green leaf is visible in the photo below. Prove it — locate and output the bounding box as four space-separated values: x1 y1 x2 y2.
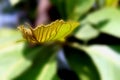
84 45 120 80
0 28 22 47
51 0 95 20
0 42 31 80
0 29 31 80
64 45 100 80
109 45 120 54
83 8 120 24
75 23 99 41
96 0 118 8
100 18 120 38
51 0 67 20
82 8 120 38
52 74 60 80
15 44 59 80
68 0 95 20
104 0 118 7
0 29 60 80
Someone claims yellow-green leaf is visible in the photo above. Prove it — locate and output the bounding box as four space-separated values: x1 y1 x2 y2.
18 20 80 44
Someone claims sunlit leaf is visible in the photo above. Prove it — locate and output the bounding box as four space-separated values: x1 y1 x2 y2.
75 23 99 41
0 28 22 48
0 29 60 80
82 8 120 38
0 42 31 80
84 45 120 80
18 20 79 44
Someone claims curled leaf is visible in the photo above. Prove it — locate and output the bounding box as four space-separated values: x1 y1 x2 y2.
18 20 79 44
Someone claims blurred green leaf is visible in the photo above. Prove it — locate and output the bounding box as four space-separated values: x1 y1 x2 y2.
64 45 100 80
0 29 31 79
0 29 60 80
51 0 95 20
0 42 31 80
105 0 118 7
84 45 120 80
82 8 120 38
15 44 59 80
0 28 22 47
52 74 60 80
75 23 99 41
67 0 95 20
96 0 105 8
100 18 120 38
109 45 120 54
97 0 118 8
51 0 67 20
83 8 120 24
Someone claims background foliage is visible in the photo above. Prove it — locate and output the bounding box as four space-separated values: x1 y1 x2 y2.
0 0 120 80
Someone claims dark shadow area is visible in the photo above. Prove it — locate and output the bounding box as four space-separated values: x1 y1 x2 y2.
51 0 67 20
57 48 79 80
66 36 84 44
13 0 37 25
88 33 120 45
48 5 61 21
58 68 80 80
63 45 101 80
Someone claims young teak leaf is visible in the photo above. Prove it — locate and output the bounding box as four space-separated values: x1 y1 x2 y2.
18 20 80 44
